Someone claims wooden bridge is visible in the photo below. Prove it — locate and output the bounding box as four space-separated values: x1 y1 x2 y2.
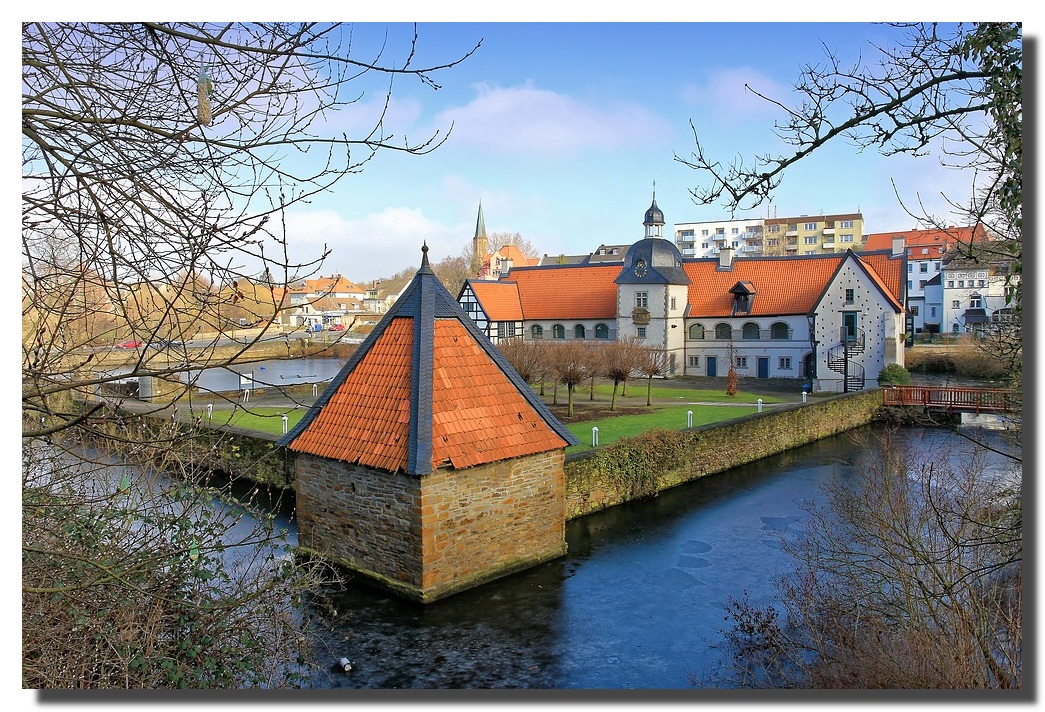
882 386 1014 414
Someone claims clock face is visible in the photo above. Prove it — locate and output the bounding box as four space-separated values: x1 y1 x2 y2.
634 258 648 278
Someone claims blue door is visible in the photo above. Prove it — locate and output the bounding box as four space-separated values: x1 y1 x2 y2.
757 357 769 378
706 356 717 377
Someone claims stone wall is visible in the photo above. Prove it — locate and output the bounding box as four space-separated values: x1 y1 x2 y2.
563 389 884 519
294 449 567 602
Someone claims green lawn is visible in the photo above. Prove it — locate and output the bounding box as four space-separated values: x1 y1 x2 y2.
564 404 758 453
194 380 788 446
199 406 307 436
562 381 786 405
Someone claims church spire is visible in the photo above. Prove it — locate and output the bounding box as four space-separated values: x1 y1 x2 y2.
472 201 489 276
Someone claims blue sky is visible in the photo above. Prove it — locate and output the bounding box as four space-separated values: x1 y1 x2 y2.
283 20 998 284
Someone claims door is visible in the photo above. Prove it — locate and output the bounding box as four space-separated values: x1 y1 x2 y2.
706 356 717 377
757 357 769 379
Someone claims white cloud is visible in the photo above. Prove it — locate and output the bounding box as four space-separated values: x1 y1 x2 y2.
434 81 673 156
284 207 464 281
681 67 792 120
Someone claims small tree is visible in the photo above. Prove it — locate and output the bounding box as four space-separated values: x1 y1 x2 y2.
603 338 644 411
498 337 545 385
637 347 669 407
548 341 593 418
726 365 739 397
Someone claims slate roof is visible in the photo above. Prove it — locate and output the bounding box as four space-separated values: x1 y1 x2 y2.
278 246 576 474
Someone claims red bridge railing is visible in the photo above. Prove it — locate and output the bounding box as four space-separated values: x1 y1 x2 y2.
882 386 1013 414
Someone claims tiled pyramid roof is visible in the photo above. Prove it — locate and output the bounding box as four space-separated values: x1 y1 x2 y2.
278 246 576 474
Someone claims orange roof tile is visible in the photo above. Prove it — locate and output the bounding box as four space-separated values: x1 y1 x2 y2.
864 225 987 252
431 319 569 469
508 264 620 319
468 281 524 321
286 317 414 472
684 255 844 317
282 247 576 474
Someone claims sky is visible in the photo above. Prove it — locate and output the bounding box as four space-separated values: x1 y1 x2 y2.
269 19 1006 285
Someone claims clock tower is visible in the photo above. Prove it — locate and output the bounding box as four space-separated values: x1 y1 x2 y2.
615 193 689 374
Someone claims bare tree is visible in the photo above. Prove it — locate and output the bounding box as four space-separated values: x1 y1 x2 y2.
602 337 644 411
548 341 596 418
488 231 540 259
498 337 546 386
677 23 1021 335
722 430 1021 688
637 346 669 407
22 22 476 688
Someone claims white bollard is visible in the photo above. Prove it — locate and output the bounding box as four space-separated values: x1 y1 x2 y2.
313 383 318 398
757 398 763 413
242 388 250 403
802 392 807 403
206 403 213 420
687 410 693 428
282 414 289 434
592 426 599 447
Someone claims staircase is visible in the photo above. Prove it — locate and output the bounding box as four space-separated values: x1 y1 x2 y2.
827 327 865 391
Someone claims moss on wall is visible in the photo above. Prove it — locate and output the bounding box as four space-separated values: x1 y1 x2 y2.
563 390 884 519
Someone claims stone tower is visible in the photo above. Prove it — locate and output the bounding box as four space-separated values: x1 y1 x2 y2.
279 245 577 602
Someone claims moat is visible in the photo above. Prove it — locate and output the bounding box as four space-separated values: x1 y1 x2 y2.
276 421 1016 689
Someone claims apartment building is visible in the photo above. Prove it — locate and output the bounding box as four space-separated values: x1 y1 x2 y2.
675 212 863 258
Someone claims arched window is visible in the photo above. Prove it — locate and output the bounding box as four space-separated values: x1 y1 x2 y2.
689 323 705 340
594 323 609 339
574 324 586 339
770 322 790 340
715 323 732 340
531 324 544 339
552 324 565 339
742 322 760 340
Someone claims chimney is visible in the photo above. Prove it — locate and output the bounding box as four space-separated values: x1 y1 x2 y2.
718 246 735 270
891 236 905 256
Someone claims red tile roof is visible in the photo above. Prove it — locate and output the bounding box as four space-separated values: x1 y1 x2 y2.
430 319 570 469
282 248 576 473
468 281 524 321
502 264 620 320
683 255 845 317
863 225 987 253
286 317 414 471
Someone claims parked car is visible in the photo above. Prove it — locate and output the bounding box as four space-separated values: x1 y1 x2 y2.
117 339 143 348
330 324 345 331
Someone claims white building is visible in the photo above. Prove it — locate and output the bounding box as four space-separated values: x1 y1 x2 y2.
460 196 907 393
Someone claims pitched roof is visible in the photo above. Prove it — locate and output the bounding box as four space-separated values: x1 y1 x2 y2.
863 225 987 253
467 280 524 321
505 264 621 320
278 246 576 474
683 250 905 318
683 254 844 317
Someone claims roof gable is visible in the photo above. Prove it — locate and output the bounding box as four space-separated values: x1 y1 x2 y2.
279 246 576 473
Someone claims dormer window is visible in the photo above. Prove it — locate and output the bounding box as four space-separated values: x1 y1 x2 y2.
729 281 757 316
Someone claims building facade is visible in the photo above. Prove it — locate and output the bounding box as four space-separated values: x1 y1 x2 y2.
459 197 905 393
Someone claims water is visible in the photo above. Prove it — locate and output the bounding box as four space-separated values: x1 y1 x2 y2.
298 423 1020 689
183 357 347 393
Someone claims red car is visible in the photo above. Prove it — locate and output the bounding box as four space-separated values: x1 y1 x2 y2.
329 324 346 331
117 339 143 348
